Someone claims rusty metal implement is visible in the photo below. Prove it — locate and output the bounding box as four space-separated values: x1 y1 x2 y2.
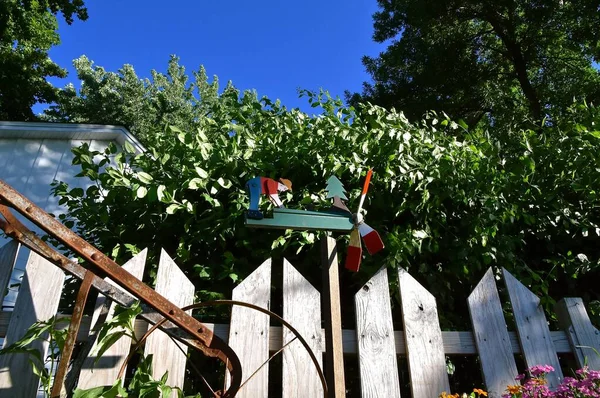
0 179 242 397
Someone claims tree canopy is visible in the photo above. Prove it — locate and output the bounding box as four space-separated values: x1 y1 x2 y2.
0 0 87 120
349 0 600 125
45 58 600 332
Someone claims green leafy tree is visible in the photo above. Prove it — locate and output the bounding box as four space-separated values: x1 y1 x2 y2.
45 59 600 337
0 0 87 120
350 0 600 125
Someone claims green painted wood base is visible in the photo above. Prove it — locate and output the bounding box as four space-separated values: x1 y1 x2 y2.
245 208 354 232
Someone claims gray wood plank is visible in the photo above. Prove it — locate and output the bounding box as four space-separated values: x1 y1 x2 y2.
355 267 401 398
556 297 600 370
503 268 563 388
78 249 148 389
0 251 65 398
282 258 324 398
144 250 194 396
468 268 517 398
321 236 346 398
397 267 450 398
0 241 19 302
227 258 271 398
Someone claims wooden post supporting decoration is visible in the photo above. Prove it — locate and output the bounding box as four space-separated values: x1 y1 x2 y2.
321 236 346 398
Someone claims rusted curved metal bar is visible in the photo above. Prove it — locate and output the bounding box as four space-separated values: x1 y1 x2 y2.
0 179 242 397
119 300 328 398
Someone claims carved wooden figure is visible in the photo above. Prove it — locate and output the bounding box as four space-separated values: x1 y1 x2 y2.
246 177 292 219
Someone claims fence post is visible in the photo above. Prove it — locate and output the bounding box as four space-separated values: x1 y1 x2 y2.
321 236 345 398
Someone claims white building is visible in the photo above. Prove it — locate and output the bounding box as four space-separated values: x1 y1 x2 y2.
0 121 142 396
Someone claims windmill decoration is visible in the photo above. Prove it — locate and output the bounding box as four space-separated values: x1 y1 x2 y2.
245 169 384 271
338 169 385 272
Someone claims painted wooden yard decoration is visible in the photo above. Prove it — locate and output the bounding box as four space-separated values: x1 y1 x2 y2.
245 170 385 272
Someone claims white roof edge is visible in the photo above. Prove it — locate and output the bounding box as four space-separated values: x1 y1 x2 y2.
0 121 146 154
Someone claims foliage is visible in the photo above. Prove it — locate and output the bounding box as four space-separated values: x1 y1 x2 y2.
43 55 213 143
0 316 70 396
45 58 600 331
0 302 190 397
0 0 87 120
73 355 189 398
504 365 600 397
350 0 600 125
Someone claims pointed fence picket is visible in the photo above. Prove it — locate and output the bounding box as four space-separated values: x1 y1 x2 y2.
0 250 65 397
503 268 563 389
468 268 518 397
77 249 147 389
0 240 599 398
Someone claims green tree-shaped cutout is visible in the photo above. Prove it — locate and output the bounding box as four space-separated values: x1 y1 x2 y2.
325 176 348 200
325 175 350 213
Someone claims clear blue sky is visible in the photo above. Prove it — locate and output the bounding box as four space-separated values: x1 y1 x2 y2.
45 0 385 113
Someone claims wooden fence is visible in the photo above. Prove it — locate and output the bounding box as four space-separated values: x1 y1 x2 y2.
0 240 599 398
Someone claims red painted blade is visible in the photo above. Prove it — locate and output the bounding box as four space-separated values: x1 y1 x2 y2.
345 245 362 272
345 228 362 272
358 223 385 255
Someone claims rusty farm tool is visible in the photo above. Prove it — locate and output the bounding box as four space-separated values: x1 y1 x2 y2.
0 179 242 398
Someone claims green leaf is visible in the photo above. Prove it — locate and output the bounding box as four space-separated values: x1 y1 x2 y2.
166 204 180 214
123 141 136 154
136 172 153 184
195 166 208 179
137 186 148 198
217 177 232 189
157 185 167 202
188 178 204 190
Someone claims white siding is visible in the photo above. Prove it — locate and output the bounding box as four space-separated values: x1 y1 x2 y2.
0 138 114 308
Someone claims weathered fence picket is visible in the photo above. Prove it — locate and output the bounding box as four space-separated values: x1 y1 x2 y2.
398 267 450 398
77 249 148 389
0 251 65 397
0 241 18 302
355 267 401 398
282 258 324 398
0 240 599 398
144 250 195 394
503 268 563 389
468 268 518 398
227 259 271 397
556 297 600 370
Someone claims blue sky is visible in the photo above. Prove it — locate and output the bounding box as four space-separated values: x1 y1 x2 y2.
45 0 386 113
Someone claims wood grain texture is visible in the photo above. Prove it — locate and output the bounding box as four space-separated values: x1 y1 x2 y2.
282 259 324 398
397 267 450 398
77 249 148 389
321 236 346 398
0 241 19 301
227 258 271 398
144 250 194 396
0 317 576 355
468 268 517 398
0 251 65 398
556 298 600 370
355 267 401 398
503 268 563 388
